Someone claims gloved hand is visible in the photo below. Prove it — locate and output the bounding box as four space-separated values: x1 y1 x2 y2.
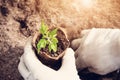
71 28 120 75
18 37 80 80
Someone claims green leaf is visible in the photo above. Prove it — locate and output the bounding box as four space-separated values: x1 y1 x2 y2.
49 28 57 37
38 21 58 53
48 44 52 52
46 40 49 45
51 37 58 44
40 21 48 35
51 43 57 52
49 43 57 52
37 39 47 52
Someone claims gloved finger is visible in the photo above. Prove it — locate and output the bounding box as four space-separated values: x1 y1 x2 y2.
60 48 77 72
75 56 87 71
81 29 90 37
23 37 55 76
74 46 81 59
71 29 90 51
18 55 31 80
71 38 81 50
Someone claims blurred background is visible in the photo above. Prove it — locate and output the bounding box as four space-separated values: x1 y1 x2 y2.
0 0 120 80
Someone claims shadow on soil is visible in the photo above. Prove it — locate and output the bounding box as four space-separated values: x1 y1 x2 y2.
0 42 24 80
78 68 120 80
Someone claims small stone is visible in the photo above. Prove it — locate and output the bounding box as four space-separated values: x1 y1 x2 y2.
54 53 58 57
51 54 54 57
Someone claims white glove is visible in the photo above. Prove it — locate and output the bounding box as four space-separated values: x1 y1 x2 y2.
18 37 80 80
71 28 120 75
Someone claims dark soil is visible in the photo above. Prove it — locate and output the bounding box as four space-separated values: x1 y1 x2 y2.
78 69 120 80
0 42 24 80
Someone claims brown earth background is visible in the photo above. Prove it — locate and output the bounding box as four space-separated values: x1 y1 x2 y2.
0 0 120 80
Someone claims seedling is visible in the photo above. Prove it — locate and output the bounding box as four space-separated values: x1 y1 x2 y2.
37 21 58 53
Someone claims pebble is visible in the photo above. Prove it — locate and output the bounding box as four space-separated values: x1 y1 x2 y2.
51 54 54 57
54 53 58 57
